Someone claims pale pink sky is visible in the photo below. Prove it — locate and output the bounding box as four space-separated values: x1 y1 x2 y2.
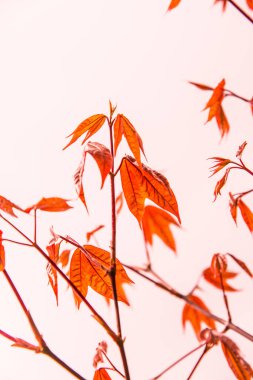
0 1 253 379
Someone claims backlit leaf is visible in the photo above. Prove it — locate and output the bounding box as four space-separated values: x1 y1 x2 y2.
209 157 231 176
215 105 230 138
229 193 238 224
116 192 124 215
238 199 253 233
211 253 227 277
70 249 89 308
0 195 23 217
220 335 253 380
86 225 105 242
25 197 72 213
63 114 106 150
142 205 179 253
213 169 230 201
182 294 216 339
74 154 88 211
113 114 146 167
93 368 112 380
0 231 5 271
120 157 181 225
246 0 253 10
46 243 60 304
57 249 71 268
203 267 238 291
85 142 112 188
167 0 182 10
236 142 247 159
189 81 213 91
227 253 253 278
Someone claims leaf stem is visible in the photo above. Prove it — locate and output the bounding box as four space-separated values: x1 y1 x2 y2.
102 350 125 378
124 264 253 343
150 343 206 380
108 116 131 380
219 270 232 330
2 238 33 247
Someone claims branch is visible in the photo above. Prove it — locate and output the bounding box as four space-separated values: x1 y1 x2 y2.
227 0 253 25
124 264 253 343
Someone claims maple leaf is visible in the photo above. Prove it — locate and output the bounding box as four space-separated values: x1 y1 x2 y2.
220 335 253 380
93 368 112 380
0 231 5 271
57 249 71 268
120 156 181 225
142 205 179 253
46 243 60 305
213 168 230 201
246 0 253 10
63 114 106 150
113 114 146 167
70 245 133 307
236 141 247 159
211 253 227 277
167 0 182 11
229 192 238 224
74 142 112 211
209 157 231 176
203 267 238 291
238 199 253 234
227 253 253 278
86 225 105 242
0 195 23 217
70 249 89 308
25 197 72 213
182 294 216 339
189 81 213 91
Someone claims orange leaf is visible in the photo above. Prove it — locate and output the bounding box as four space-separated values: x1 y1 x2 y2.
63 114 106 150
209 157 231 176
70 249 89 308
238 199 253 233
189 81 213 91
227 253 253 278
220 335 253 380
74 154 88 211
229 192 238 224
93 368 112 380
213 168 230 201
203 267 238 291
182 294 216 339
0 231 5 271
57 249 71 268
86 225 105 242
167 0 182 10
85 142 112 188
25 197 72 213
142 205 179 253
109 100 117 119
120 157 181 225
0 195 23 217
203 79 229 138
46 243 60 304
214 0 228 11
113 114 146 166
236 141 247 159
246 0 253 10
116 192 124 215
211 253 227 277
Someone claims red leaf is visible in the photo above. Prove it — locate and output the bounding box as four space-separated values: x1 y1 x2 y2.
120 157 181 225
227 253 253 278
182 295 216 339
238 199 253 233
189 81 213 91
57 249 71 268
167 0 182 10
0 231 5 271
25 197 72 213
70 249 89 308
220 335 253 379
236 141 247 159
246 0 253 10
211 253 227 277
113 114 146 167
46 243 60 304
142 205 179 253
63 114 106 150
85 142 112 188
229 193 238 224
213 168 230 201
215 105 230 138
93 368 112 380
115 192 124 215
86 225 105 242
203 267 238 291
0 195 23 217
74 154 88 211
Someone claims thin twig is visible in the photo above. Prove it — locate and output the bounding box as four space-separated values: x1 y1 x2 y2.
124 264 253 343
186 346 209 380
2 239 33 247
227 0 253 24
102 350 125 378
150 343 206 380
34 209 37 243
219 270 232 330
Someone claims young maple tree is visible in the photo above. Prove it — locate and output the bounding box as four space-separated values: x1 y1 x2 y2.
0 2 252 380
